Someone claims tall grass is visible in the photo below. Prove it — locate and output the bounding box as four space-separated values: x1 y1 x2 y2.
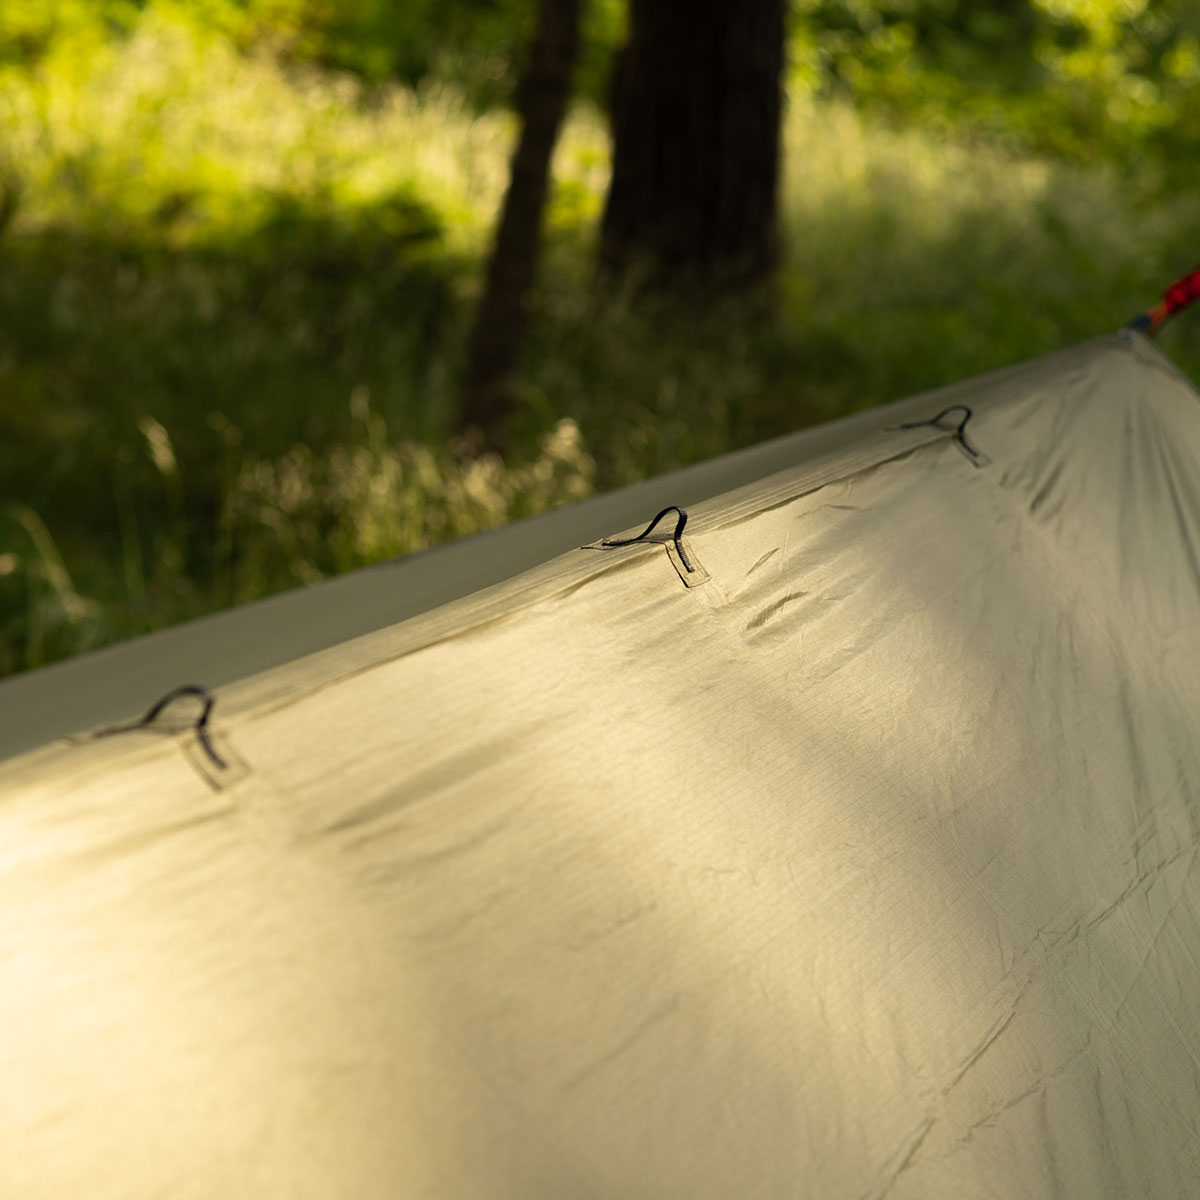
2 13 1197 675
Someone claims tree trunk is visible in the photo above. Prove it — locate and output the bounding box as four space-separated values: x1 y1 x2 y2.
458 0 584 447
600 0 786 291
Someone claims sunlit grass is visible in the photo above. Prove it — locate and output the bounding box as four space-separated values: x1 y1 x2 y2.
1 14 1197 676
0 8 612 255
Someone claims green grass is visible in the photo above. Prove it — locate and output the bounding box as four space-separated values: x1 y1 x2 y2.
2 12 1199 676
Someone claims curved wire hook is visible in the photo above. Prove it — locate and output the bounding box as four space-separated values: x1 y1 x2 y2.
91 684 226 770
895 404 980 461
601 505 694 573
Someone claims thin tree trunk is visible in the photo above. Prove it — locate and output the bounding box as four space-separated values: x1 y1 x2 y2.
601 0 785 291
458 0 584 447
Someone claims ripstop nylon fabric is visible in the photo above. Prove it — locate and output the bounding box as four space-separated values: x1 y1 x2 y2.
1 331 1199 1196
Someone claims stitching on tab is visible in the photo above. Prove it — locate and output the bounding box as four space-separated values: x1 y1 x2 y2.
86 684 250 790
889 404 988 468
583 505 711 588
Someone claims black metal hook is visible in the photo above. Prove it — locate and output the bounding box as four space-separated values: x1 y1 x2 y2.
894 404 981 462
91 684 226 770
600 505 695 573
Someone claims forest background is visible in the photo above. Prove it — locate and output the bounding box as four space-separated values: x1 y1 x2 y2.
2 0 1198 675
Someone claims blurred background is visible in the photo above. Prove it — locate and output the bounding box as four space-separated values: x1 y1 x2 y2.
1 0 1198 677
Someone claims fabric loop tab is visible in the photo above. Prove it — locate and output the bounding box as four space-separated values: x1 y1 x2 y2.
86 684 249 788
584 505 711 588
891 404 987 468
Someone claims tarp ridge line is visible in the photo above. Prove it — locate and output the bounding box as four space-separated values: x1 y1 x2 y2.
149 335 1137 733
81 412 1004 743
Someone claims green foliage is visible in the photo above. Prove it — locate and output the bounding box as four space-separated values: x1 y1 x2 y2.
519 99 1200 488
0 506 107 676
0 0 625 109
0 1 139 67
1 12 1198 675
791 0 1200 176
3 0 1196 169
225 399 594 595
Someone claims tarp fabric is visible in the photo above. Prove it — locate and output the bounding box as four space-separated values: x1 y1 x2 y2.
2 330 1199 1197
